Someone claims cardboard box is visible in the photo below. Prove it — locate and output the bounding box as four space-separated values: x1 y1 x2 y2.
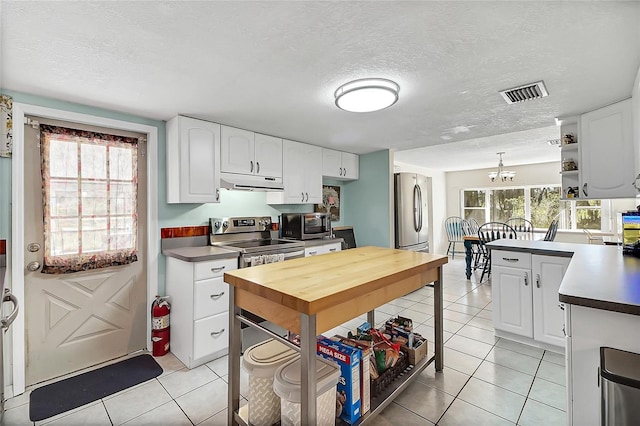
401 335 427 365
317 337 361 424
332 336 371 415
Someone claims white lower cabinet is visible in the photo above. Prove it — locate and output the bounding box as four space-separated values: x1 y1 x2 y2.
492 250 568 351
532 255 570 347
304 241 341 257
566 304 640 425
166 256 238 368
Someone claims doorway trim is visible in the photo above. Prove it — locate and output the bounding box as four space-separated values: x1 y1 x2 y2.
11 102 159 395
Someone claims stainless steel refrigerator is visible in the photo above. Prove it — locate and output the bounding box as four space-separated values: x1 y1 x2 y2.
394 173 429 252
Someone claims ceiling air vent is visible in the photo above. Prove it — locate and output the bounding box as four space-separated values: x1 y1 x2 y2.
499 81 549 104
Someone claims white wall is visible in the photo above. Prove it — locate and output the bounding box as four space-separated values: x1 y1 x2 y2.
394 161 447 255
445 161 561 218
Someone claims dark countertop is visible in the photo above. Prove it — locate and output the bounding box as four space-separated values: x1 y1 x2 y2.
487 240 640 316
163 246 239 262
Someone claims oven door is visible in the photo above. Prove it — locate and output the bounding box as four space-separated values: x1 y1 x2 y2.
239 249 304 268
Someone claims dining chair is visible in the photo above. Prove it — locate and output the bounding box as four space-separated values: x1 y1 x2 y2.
477 222 518 282
543 219 559 241
506 218 534 237
583 228 604 245
467 218 480 235
444 216 465 259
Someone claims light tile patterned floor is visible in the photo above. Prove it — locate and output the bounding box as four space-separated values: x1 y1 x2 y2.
3 258 567 425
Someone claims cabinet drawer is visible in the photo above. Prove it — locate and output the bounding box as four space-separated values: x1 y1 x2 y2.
193 312 229 360
194 258 237 281
492 250 531 269
194 278 229 319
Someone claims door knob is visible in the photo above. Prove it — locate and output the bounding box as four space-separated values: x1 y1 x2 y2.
27 261 41 272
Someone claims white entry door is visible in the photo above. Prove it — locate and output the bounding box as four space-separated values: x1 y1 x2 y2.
23 117 148 386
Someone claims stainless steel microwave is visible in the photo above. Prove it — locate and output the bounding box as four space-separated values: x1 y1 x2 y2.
281 213 331 240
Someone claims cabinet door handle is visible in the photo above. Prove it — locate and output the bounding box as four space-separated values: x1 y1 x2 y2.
524 272 528 286
301 192 305 202
256 162 260 174
632 173 640 192
329 248 337 252
536 274 541 288
343 167 346 176
216 189 220 201
210 292 225 300
308 251 317 255
583 183 588 197
339 167 343 176
502 257 519 262
210 329 225 337
250 160 254 173
305 192 309 202
211 266 225 272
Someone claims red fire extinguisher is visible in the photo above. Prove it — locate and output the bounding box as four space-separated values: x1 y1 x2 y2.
151 295 170 357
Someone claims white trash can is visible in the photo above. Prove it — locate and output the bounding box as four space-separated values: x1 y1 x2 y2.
242 339 299 426
273 356 340 426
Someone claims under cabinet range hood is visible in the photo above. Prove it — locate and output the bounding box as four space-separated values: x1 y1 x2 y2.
219 172 284 191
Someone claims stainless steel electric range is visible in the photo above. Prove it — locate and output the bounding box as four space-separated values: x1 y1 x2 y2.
209 216 305 268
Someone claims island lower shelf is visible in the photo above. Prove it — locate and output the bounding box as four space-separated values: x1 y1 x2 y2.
234 353 437 426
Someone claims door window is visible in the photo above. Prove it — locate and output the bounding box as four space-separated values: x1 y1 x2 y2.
40 124 139 273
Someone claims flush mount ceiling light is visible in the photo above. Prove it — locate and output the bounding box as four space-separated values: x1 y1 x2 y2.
334 78 400 113
489 152 516 182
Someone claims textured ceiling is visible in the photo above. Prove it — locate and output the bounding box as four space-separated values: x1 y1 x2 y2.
2 1 639 171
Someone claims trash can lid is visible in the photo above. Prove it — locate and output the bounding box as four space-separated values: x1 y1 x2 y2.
273 357 340 403
600 347 640 389
242 339 299 378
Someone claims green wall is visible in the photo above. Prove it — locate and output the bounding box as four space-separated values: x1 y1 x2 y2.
343 150 392 248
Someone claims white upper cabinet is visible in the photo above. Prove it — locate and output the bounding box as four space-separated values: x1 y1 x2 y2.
322 148 359 180
166 116 221 204
254 133 284 178
220 125 282 178
267 140 322 204
580 99 635 198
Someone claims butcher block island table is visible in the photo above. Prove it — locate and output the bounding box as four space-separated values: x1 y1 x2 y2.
224 246 447 425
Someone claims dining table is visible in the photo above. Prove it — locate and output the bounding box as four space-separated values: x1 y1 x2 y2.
463 235 480 279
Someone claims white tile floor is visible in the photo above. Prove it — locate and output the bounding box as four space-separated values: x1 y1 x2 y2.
3 258 566 425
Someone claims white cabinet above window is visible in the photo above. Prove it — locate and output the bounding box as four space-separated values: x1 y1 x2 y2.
166 116 221 204
220 125 283 179
322 148 359 180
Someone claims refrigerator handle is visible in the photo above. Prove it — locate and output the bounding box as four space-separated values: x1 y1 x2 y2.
413 184 422 233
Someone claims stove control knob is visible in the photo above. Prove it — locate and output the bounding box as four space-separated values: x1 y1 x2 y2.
214 221 221 229
222 221 229 229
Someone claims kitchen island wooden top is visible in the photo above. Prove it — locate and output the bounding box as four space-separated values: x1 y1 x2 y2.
224 246 447 334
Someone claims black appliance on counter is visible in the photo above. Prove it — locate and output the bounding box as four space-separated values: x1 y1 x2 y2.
622 213 640 256
280 213 331 240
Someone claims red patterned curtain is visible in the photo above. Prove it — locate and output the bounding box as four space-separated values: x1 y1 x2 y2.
40 124 138 274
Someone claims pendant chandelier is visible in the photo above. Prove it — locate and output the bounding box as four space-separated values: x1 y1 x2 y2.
488 152 516 182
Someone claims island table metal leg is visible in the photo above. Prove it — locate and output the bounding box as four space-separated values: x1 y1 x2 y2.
434 265 444 371
300 313 317 425
228 286 241 426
